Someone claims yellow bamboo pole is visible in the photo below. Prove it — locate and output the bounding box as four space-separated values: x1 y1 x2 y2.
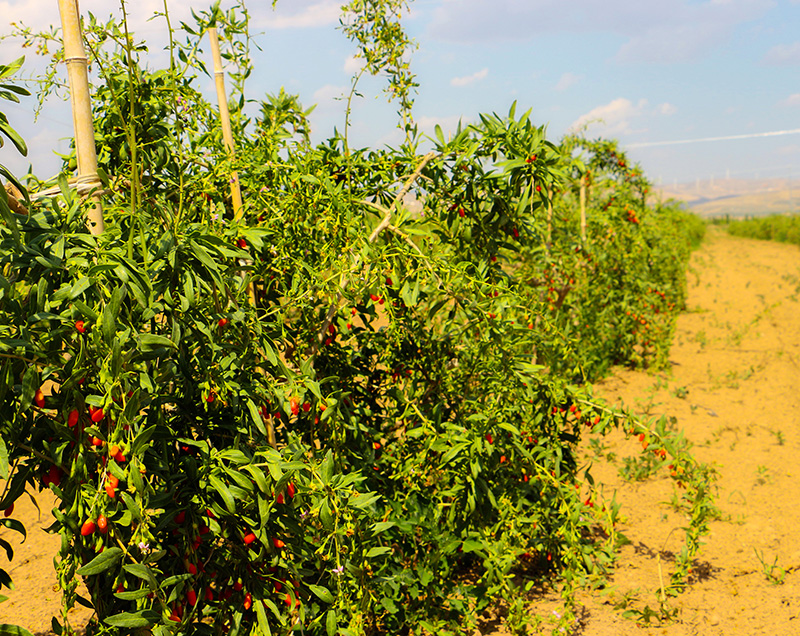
579 175 587 243
58 0 104 235
207 27 244 221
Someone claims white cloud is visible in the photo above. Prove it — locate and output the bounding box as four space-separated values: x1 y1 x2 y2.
569 97 648 136
776 144 800 156
555 72 582 92
253 1 341 29
762 42 800 66
428 0 773 64
417 114 469 138
312 84 346 105
778 93 800 108
450 68 488 87
658 102 678 115
343 55 366 74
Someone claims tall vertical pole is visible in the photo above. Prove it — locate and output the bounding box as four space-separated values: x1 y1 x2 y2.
58 0 104 234
579 175 587 243
208 27 244 221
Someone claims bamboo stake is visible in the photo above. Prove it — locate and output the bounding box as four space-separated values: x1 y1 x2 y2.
207 27 244 221
579 175 587 243
58 0 104 234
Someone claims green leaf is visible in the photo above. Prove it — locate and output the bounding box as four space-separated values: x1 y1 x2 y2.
209 473 236 513
19 364 39 412
308 584 334 604
244 465 269 494
137 334 177 351
131 425 156 457
0 438 8 481
349 492 380 509
0 625 36 636
103 610 159 628
114 588 153 600
0 538 12 562
0 519 25 542
0 466 30 510
76 547 123 576
326 610 337 636
371 521 396 535
246 398 268 437
0 189 21 247
365 546 391 558
319 499 334 530
320 450 333 484
460 539 484 553
120 492 141 522
160 573 193 587
255 600 273 635
73 300 98 322
122 564 157 589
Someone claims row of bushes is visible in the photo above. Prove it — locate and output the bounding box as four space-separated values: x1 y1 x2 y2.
0 5 711 635
727 213 800 246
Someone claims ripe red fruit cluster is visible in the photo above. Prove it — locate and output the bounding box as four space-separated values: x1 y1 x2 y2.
243 532 257 545
106 473 120 498
81 519 96 536
75 320 87 333
42 465 62 488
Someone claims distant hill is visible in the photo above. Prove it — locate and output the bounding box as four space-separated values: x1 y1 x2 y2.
653 177 800 218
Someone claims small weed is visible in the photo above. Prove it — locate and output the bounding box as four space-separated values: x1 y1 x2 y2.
693 330 707 348
754 549 786 585
623 602 679 626
588 437 616 462
671 385 688 399
619 452 663 481
769 429 785 446
755 465 772 486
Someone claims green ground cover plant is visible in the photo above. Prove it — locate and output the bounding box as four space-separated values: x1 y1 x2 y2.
726 213 800 247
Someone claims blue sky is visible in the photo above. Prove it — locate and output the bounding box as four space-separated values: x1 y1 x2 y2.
1 0 799 185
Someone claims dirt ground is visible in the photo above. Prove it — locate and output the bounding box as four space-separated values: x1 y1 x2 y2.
1 226 799 634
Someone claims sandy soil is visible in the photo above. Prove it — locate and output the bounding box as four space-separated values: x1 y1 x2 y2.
543 225 800 635
1 226 799 634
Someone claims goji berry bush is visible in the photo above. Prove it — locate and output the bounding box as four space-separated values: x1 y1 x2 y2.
0 3 712 635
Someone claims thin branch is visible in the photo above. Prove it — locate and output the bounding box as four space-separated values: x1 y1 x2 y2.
387 223 441 286
309 152 438 355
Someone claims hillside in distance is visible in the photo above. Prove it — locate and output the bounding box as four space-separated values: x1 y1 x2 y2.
653 177 800 218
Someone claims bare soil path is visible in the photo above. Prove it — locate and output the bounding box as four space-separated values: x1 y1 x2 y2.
554 225 800 635
2 227 800 634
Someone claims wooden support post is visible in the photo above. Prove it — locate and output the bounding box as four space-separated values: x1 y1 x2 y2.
207 26 244 221
58 0 104 234
580 175 587 243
